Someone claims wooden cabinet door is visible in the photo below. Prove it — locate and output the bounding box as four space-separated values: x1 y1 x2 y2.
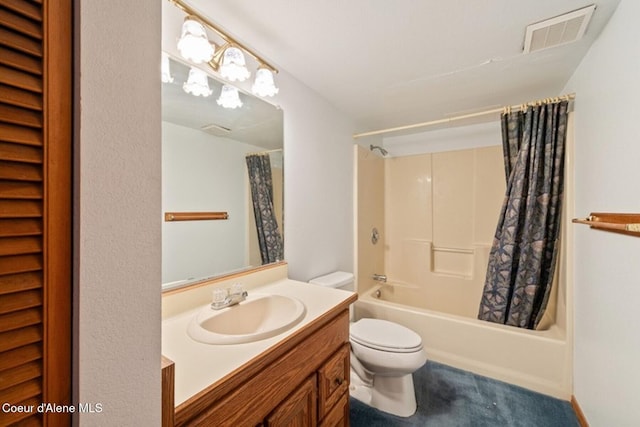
318 344 349 420
265 375 317 427
0 0 72 425
319 393 349 427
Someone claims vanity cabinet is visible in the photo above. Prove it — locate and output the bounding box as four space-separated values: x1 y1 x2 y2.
265 345 349 427
265 375 317 426
169 308 352 426
318 345 349 419
318 393 349 427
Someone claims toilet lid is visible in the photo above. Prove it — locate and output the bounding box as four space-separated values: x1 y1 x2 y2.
350 318 422 353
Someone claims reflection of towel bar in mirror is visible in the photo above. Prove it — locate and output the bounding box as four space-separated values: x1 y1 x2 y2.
165 212 229 221
432 246 474 254
572 212 640 236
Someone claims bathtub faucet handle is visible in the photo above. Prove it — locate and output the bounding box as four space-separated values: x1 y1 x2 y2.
372 274 387 283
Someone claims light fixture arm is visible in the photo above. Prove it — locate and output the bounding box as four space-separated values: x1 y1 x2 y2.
207 42 231 71
169 0 278 74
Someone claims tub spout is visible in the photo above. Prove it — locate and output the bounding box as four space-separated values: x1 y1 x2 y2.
372 274 387 283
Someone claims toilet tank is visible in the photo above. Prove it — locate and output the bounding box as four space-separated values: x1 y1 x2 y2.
308 271 354 292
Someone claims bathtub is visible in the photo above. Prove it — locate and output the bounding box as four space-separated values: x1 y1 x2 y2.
355 283 572 399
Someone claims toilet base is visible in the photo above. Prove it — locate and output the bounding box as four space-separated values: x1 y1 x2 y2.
349 368 418 417
349 370 372 405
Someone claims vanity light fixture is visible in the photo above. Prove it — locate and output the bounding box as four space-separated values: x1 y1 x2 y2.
161 52 174 83
219 46 250 82
216 84 243 109
177 16 215 64
183 67 213 97
252 66 279 97
169 0 279 97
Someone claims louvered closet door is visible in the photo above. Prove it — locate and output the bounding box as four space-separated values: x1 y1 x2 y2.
0 0 72 426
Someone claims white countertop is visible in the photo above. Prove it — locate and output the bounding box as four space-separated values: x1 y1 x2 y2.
162 278 354 405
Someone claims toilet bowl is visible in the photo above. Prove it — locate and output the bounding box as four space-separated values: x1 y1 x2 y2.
349 318 427 416
309 272 427 417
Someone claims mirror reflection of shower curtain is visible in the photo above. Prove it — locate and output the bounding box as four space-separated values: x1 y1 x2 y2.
477 100 569 330
246 154 284 264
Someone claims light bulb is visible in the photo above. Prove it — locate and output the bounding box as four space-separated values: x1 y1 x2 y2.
177 17 214 64
219 47 250 82
217 84 243 109
161 52 174 83
183 67 212 97
252 68 279 97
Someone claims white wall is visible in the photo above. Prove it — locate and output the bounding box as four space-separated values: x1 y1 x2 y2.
278 72 357 281
75 1 161 425
382 121 501 157
562 1 640 425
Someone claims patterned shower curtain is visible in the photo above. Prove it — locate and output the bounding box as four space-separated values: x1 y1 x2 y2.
246 154 284 264
477 100 569 329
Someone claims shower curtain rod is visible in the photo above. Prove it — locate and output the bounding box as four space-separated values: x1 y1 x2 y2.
352 93 575 139
246 148 283 155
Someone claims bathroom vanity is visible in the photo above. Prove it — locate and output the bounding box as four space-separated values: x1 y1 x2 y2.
162 265 356 426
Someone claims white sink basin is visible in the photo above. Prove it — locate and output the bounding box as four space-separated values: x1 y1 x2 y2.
187 293 306 344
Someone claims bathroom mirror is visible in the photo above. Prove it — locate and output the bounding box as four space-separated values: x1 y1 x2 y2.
161 55 284 290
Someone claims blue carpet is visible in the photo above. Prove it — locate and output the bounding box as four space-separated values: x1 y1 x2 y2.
350 361 579 427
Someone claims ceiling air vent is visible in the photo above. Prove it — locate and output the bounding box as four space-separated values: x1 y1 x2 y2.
523 4 596 53
201 123 231 136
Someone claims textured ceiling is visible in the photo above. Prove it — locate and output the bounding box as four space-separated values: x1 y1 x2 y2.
167 0 620 135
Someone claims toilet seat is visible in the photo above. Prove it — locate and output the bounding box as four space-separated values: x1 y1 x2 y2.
350 318 423 353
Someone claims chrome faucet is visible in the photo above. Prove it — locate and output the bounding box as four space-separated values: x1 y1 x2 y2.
211 284 248 310
372 274 387 283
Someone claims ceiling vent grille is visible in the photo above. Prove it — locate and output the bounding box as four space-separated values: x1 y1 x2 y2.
201 123 232 136
523 4 596 53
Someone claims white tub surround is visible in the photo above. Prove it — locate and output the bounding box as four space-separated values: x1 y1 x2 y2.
354 131 574 402
162 271 356 408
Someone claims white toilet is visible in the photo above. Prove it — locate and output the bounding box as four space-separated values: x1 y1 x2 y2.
309 272 427 417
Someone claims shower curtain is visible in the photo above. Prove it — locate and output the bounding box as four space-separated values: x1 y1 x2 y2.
246 154 284 264
478 100 569 329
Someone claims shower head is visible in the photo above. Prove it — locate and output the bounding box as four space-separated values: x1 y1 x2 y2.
369 144 388 156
